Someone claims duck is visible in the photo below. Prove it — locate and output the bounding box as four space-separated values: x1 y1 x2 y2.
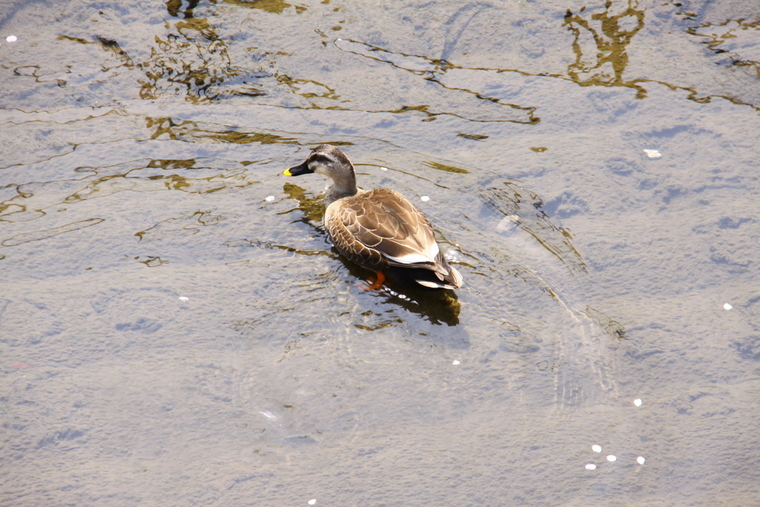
284 144 463 290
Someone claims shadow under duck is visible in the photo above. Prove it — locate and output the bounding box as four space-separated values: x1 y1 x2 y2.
284 144 463 290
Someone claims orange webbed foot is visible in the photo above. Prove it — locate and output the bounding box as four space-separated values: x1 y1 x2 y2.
357 271 386 290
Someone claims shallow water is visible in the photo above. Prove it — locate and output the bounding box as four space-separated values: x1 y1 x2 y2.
2 0 760 505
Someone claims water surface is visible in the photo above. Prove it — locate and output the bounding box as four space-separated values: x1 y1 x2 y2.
2 1 759 505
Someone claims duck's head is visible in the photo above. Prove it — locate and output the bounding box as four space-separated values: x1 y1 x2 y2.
284 144 354 179
284 145 358 203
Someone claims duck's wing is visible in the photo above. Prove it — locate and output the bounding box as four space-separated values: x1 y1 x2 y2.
326 189 441 269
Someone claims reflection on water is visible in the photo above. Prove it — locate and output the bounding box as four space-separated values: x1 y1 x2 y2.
59 10 275 102
563 1 646 96
137 18 267 101
686 17 760 74
135 210 223 241
334 38 539 124
220 0 307 15
0 156 259 225
1 218 104 247
46 0 760 119
563 0 760 108
146 117 303 147
282 181 326 225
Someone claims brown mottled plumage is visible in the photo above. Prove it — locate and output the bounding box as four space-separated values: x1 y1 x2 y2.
284 144 463 290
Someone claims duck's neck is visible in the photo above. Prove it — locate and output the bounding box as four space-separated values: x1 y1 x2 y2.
324 165 358 205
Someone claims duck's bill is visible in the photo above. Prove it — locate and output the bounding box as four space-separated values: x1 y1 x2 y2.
283 161 311 177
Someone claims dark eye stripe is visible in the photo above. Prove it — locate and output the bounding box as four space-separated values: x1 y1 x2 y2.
310 154 333 164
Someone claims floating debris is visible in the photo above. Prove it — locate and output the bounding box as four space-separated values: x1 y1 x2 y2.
459 133 489 141
637 456 646 465
308 500 317 505
634 398 642 407
452 360 461 365
607 455 617 462
420 196 430 202
592 445 602 453
723 303 732 310
585 464 597 470
179 296 189 302
380 166 388 171
6 35 17 43
643 149 662 159
265 195 275 202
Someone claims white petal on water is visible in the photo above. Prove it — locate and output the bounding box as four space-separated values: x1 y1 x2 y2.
421 195 430 202
637 456 646 465
607 455 617 462
634 398 642 407
723 303 732 310
585 464 597 470
380 166 388 171
6 35 17 43
259 410 277 421
592 445 602 453
308 500 317 505
179 296 189 302
452 360 461 365
643 149 662 159
265 195 275 202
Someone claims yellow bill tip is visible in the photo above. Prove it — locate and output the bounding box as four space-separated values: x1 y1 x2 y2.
283 168 293 176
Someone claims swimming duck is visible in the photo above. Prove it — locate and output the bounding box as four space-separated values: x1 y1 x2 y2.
284 144 463 290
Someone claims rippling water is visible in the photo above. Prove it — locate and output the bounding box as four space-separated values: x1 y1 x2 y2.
2 1 759 505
